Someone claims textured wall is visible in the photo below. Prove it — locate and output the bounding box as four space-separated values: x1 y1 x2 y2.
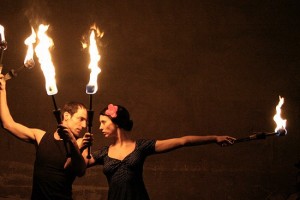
0 0 299 199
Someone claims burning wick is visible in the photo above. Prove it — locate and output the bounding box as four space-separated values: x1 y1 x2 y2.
4 27 36 80
83 25 103 159
34 24 70 157
275 128 287 136
236 96 287 143
0 24 8 70
0 25 6 43
86 85 95 94
273 96 287 135
35 24 58 96
85 26 102 95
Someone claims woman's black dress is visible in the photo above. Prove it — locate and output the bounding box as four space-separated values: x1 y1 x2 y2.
92 139 156 200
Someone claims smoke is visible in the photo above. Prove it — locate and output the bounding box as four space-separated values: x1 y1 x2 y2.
24 0 51 29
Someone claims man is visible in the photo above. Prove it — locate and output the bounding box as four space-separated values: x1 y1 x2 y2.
0 73 92 200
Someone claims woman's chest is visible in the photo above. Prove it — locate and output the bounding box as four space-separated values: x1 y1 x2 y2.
103 149 145 171
108 144 136 161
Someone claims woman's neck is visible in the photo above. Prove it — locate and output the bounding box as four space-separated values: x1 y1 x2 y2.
112 130 134 146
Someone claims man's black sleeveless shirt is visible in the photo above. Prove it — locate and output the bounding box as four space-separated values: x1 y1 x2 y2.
31 131 76 200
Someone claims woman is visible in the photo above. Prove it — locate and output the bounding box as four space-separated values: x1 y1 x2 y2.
85 104 236 200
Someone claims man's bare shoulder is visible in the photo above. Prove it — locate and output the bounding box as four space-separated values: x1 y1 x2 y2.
31 129 46 144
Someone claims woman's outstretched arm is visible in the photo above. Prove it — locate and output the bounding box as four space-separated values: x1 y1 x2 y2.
155 135 235 153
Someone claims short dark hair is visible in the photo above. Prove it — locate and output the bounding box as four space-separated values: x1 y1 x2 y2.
61 102 87 120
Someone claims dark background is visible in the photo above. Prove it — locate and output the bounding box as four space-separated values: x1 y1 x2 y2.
0 0 299 199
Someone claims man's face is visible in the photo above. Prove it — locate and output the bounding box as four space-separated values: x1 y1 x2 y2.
65 108 87 138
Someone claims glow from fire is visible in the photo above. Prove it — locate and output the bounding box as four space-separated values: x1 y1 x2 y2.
0 25 5 42
273 96 287 133
24 27 36 67
35 24 58 95
84 25 102 94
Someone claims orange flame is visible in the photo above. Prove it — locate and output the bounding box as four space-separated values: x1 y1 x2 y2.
84 25 103 94
24 27 36 68
35 24 58 95
0 25 5 42
273 96 287 132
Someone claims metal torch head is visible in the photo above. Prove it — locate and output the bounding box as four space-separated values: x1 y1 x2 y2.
276 128 287 136
86 85 96 94
24 58 35 69
0 41 7 50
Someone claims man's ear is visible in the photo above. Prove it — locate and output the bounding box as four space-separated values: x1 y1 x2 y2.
63 112 71 121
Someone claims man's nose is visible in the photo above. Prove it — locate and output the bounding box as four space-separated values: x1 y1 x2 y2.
82 120 87 128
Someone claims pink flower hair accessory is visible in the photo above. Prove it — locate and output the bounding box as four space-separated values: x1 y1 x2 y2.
105 104 118 118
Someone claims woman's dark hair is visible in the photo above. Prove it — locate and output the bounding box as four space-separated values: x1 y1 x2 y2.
100 104 133 131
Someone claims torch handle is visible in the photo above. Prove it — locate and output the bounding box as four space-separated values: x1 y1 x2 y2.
52 95 59 111
87 139 91 159
86 110 94 159
235 130 286 143
0 49 4 65
3 63 34 81
0 41 7 65
4 69 17 80
4 66 24 81
52 105 71 158
53 109 62 125
57 125 72 158
235 132 267 143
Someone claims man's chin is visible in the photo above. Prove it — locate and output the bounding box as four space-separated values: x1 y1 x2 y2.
73 132 81 138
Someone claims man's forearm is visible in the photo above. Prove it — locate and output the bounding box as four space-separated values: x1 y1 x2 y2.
65 140 86 176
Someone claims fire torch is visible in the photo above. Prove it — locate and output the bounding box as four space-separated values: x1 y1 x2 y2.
236 96 287 143
35 24 70 157
4 27 36 80
84 25 102 159
0 25 7 72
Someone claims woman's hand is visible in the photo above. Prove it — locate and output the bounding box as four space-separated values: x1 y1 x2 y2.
216 136 236 147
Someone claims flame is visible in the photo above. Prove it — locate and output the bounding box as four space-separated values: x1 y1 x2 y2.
24 27 36 67
273 96 287 132
0 25 5 42
35 24 58 95
85 25 103 94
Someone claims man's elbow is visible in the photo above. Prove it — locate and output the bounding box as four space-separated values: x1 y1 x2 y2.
75 164 87 177
180 136 192 146
2 121 12 130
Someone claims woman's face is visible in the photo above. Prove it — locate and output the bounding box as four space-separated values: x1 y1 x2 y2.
99 115 118 138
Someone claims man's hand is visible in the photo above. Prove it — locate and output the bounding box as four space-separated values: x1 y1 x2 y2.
57 124 75 142
78 132 93 152
0 74 6 90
